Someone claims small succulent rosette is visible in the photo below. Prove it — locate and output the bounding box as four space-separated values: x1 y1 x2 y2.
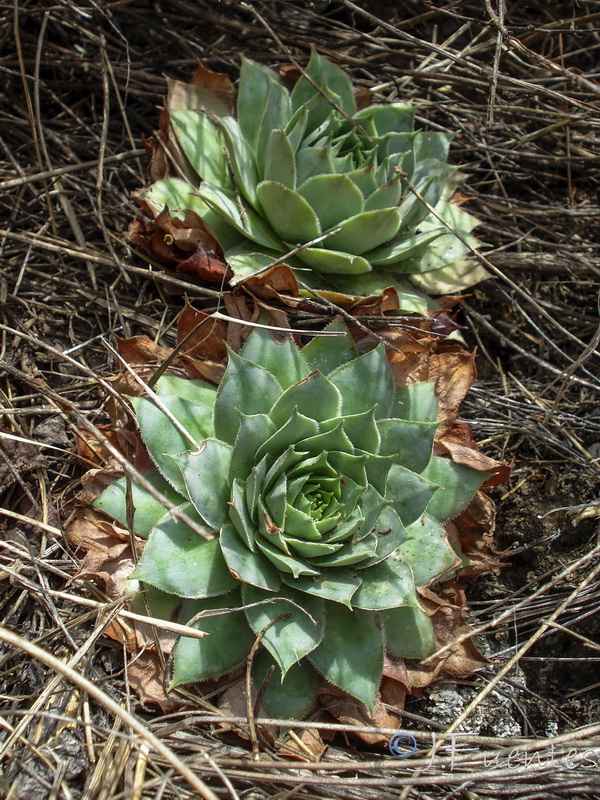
141 51 488 313
94 324 490 719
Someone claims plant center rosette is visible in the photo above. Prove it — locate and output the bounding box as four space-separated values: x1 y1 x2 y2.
94 324 490 719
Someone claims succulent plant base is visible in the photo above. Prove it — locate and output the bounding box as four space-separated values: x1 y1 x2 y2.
94 324 490 719
140 52 489 313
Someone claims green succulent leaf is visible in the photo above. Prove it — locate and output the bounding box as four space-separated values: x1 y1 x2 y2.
198 182 284 250
399 231 481 275
346 165 379 197
220 522 282 591
127 580 182 622
329 343 393 418
354 103 416 135
422 457 489 521
309 602 383 711
241 326 308 389
410 255 490 295
398 162 455 232
392 382 439 422
142 178 216 224
238 58 291 156
96 325 487 719
386 465 439 526
412 131 454 165
243 584 325 677
361 506 408 565
225 247 281 279
363 175 402 211
228 477 259 550
302 321 357 375
256 181 322 244
285 570 361 607
229 414 276 483
295 144 335 185
377 418 438 472
214 117 261 207
324 408 380 453
257 535 319 578
298 247 372 275
402 514 460 586
170 111 231 187
353 555 415 610
383 602 436 659
264 129 296 189
213 348 282 444
131 395 213 493
152 53 485 307
93 470 183 538
298 174 364 231
285 105 308 151
300 50 356 117
253 650 321 720
366 228 446 268
291 50 355 128
155 374 217 406
133 503 236 598
326 208 401 255
255 409 319 463
171 590 255 687
269 370 342 427
180 439 233 530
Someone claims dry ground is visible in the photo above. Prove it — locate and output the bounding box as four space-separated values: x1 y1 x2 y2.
1 1 599 798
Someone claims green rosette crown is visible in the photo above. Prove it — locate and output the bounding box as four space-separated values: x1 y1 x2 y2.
143 52 488 314
94 324 488 718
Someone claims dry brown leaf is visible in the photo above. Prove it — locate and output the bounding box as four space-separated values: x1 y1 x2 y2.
449 492 505 577
177 245 231 284
168 61 235 115
318 687 396 745
218 678 276 747
142 131 170 184
178 302 228 362
429 347 477 418
349 287 402 316
180 354 225 384
130 202 230 285
114 335 173 368
239 264 302 305
380 676 407 717
66 507 136 593
127 650 181 712
277 727 327 761
79 466 124 504
425 586 489 679
442 440 513 485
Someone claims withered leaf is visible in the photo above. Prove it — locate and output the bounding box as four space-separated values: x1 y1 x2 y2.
178 302 228 362
168 60 235 115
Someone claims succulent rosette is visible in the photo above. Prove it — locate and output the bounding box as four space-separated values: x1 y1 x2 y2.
142 51 488 314
94 325 488 718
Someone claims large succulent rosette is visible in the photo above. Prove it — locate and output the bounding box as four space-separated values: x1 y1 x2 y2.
94 325 488 718
142 52 488 314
